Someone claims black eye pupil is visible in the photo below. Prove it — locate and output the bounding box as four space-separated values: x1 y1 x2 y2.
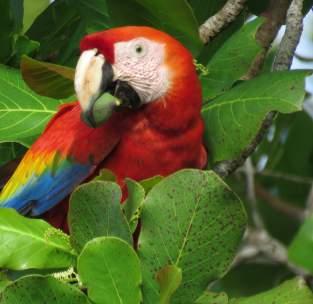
136 46 143 53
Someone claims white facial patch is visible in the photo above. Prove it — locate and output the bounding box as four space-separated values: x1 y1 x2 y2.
112 38 170 103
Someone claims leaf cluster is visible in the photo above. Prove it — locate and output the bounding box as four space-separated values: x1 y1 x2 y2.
1 0 313 303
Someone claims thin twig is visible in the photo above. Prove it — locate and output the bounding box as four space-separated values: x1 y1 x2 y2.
257 169 313 185
199 0 247 43
255 183 305 221
235 228 309 277
244 158 265 229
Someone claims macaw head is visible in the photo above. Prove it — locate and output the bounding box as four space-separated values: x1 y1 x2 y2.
75 26 201 128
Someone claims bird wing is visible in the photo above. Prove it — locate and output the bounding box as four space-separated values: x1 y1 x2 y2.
0 102 121 216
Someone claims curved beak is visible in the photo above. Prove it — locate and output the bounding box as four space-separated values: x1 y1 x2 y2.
74 49 142 128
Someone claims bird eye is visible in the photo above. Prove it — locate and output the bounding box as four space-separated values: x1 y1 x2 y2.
135 45 143 54
133 42 147 57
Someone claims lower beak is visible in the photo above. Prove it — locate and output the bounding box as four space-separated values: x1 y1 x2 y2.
75 49 142 128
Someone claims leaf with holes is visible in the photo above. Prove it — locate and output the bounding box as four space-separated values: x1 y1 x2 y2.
0 275 90 303
202 71 308 164
138 169 246 303
78 237 142 304
21 56 75 99
69 181 132 253
0 209 75 270
0 64 67 147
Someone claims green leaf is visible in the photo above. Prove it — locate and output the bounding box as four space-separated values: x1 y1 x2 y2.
78 237 142 304
26 0 111 66
0 209 75 270
107 0 202 56
197 12 245 66
230 278 313 304
69 181 132 253
195 291 229 304
0 64 66 147
21 56 75 99
0 0 23 63
23 0 50 32
304 0 313 14
288 215 313 272
74 0 110 33
188 0 227 24
9 36 40 67
26 0 82 66
0 272 11 294
0 275 90 303
123 179 145 233
200 18 263 101
202 71 308 164
138 169 246 303
93 168 117 182
157 265 182 304
0 143 26 167
139 175 163 193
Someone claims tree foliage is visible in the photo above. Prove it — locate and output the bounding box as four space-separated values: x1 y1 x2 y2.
0 0 313 303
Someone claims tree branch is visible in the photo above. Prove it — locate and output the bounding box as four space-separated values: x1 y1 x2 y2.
235 228 309 277
273 0 304 71
199 0 247 43
213 0 304 178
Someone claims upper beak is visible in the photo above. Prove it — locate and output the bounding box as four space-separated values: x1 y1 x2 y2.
74 49 142 128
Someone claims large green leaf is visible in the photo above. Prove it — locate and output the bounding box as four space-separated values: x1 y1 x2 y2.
0 0 23 63
202 71 308 164
107 0 202 56
78 237 142 304
200 18 263 101
138 169 246 303
230 278 313 304
195 291 229 304
0 64 66 147
69 181 132 253
0 209 75 270
197 13 245 66
21 56 75 99
0 275 90 303
288 215 313 272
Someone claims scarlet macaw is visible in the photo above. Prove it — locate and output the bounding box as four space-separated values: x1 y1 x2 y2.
0 27 207 223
